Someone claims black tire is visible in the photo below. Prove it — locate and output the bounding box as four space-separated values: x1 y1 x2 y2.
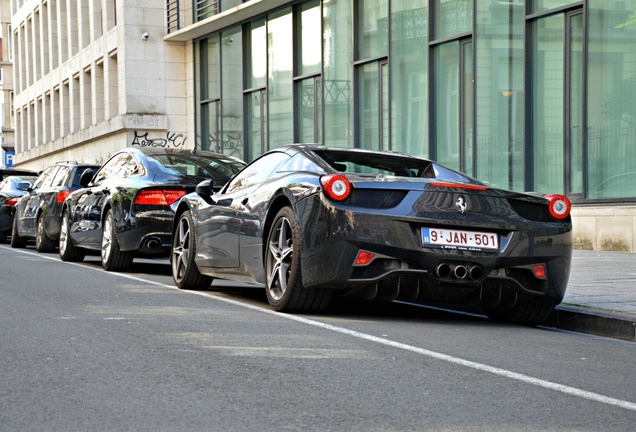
59 209 85 262
264 206 332 312
171 210 213 289
10 215 27 248
101 209 133 272
35 214 56 252
484 300 556 326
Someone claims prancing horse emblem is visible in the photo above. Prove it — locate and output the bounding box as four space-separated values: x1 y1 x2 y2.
456 197 467 213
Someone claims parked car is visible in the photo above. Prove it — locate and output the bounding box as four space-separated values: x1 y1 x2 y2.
170 144 573 326
10 161 101 251
58 147 245 272
0 167 38 182
0 175 39 242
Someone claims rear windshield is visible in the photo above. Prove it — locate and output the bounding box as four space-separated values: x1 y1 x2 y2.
151 154 245 183
313 149 480 184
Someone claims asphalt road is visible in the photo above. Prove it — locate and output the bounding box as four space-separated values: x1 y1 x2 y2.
1 245 635 431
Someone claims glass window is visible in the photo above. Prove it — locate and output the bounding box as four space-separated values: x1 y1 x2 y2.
247 90 267 160
474 0 524 191
532 14 564 193
357 0 388 60
532 0 574 14
357 61 388 151
268 8 294 148
221 26 244 161
323 0 353 147
298 0 321 76
220 0 242 13
434 41 460 170
587 1 636 199
390 1 429 157
434 0 472 40
297 77 321 143
246 20 266 90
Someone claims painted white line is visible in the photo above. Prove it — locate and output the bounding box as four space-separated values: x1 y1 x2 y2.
7 246 636 412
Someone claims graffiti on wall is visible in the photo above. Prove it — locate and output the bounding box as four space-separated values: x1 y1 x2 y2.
131 131 187 148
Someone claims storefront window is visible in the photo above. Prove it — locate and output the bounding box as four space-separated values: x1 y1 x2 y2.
220 26 244 160
532 14 564 193
474 0 524 190
268 9 294 149
296 0 322 143
587 1 636 199
323 0 353 147
434 41 460 170
434 0 472 40
298 1 321 76
390 1 429 157
531 0 575 14
357 0 388 59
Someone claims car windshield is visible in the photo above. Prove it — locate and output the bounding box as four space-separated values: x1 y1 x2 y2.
313 149 481 184
150 153 244 182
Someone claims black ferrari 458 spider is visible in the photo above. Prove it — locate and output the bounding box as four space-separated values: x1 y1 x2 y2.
171 144 572 325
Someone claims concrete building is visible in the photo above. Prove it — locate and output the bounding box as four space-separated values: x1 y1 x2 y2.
9 0 191 168
7 0 636 252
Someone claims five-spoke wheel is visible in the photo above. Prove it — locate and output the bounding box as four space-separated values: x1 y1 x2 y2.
171 210 212 289
265 206 331 312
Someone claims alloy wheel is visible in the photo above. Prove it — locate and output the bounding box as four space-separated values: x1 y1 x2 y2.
266 216 294 301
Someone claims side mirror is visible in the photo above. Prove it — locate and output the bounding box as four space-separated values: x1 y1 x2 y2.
79 168 96 188
17 182 32 191
195 179 214 203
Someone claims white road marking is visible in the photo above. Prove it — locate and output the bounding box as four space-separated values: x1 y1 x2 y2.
8 246 636 412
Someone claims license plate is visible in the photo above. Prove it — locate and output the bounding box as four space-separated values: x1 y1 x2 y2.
422 227 499 252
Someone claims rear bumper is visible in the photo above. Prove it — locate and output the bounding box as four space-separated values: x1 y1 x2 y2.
118 211 173 255
297 196 572 307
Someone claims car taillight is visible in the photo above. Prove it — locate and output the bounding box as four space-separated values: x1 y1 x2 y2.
545 194 571 220
320 174 351 201
134 189 187 206
5 198 19 206
56 190 71 203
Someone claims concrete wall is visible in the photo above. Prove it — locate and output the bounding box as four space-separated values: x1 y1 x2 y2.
572 206 636 252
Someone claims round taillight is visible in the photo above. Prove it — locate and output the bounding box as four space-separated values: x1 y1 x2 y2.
320 174 351 201
545 194 571 220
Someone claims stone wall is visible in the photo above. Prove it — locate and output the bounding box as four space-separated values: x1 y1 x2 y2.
572 206 636 252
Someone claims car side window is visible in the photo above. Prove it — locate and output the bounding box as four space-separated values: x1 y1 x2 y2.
92 153 130 184
225 152 290 194
33 166 58 189
50 166 71 187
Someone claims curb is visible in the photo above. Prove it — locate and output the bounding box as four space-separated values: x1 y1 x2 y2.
546 305 636 342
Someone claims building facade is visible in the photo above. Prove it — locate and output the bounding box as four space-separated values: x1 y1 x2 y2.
8 0 636 252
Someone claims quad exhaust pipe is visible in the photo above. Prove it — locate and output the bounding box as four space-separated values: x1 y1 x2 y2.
435 263 484 281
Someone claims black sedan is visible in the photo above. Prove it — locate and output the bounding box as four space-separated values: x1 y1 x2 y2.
11 161 101 251
59 147 245 271
0 175 38 242
171 144 572 325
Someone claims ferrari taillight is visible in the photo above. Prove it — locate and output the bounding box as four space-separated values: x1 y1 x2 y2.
56 190 71 204
5 198 19 206
545 194 571 220
134 189 186 206
320 174 351 201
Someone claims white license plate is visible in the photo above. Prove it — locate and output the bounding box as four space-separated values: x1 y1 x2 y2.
422 227 499 252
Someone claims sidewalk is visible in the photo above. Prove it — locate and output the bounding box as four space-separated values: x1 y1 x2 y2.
547 250 636 342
